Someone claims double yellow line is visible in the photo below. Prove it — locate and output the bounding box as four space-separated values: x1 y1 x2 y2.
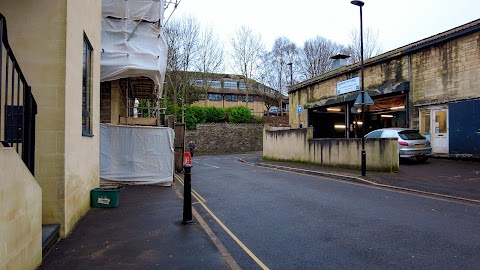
174 174 269 270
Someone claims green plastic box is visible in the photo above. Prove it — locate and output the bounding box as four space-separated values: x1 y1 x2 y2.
90 186 124 208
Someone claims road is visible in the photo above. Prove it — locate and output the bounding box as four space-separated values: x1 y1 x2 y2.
186 153 480 270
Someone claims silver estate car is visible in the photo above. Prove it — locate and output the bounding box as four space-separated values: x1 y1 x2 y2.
364 128 432 162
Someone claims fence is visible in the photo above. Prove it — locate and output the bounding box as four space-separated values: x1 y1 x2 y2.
0 13 37 175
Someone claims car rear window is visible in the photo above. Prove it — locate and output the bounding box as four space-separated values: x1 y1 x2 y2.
398 130 426 140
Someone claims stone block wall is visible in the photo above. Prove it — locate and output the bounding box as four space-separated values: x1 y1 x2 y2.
0 149 42 270
186 123 264 155
412 32 480 104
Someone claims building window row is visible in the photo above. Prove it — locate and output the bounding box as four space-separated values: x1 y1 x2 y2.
206 94 257 102
191 79 271 92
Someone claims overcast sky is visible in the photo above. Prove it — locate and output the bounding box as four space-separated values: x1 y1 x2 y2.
167 0 480 54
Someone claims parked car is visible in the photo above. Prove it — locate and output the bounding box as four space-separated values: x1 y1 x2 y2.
266 107 280 116
364 128 432 162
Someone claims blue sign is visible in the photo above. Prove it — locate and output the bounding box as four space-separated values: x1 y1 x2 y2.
297 105 303 114
336 77 360 95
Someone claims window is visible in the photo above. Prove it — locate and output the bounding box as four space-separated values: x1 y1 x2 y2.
398 130 426 140
225 95 238 102
208 94 222 101
198 94 205 100
365 130 382 138
419 111 431 136
208 80 221 88
381 130 398 138
82 33 93 136
191 79 204 87
239 82 246 89
224 81 237 88
241 95 254 102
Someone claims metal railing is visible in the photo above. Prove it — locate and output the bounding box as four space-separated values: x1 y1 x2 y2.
1 13 37 175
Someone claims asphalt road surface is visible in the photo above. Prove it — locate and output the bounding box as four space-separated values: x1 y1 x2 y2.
187 154 480 270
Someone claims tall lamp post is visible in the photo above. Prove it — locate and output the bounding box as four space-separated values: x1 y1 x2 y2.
351 0 366 176
287 62 293 86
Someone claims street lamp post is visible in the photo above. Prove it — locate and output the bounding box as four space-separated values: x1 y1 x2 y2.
287 62 293 86
351 0 366 176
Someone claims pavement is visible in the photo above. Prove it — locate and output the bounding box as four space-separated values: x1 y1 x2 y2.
38 155 480 269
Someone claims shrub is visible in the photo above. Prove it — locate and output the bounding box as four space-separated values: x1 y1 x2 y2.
228 106 252 123
185 107 198 130
252 115 264 123
165 105 182 121
189 106 206 124
205 106 227 122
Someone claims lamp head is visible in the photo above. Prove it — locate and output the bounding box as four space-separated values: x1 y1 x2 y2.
351 0 364 7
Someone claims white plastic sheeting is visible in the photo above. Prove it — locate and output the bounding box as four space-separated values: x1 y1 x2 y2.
100 0 168 94
103 0 164 23
100 124 174 185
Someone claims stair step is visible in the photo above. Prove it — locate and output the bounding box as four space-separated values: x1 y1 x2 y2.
42 224 60 257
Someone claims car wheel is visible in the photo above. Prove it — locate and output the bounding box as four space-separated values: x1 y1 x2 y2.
415 156 429 162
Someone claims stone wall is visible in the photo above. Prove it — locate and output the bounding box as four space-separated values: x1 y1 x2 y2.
0 149 42 270
412 33 480 104
186 123 264 155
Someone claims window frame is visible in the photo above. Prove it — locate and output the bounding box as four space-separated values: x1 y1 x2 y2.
82 33 93 137
208 80 221 88
224 81 238 89
225 94 238 102
241 95 254 102
208 93 222 101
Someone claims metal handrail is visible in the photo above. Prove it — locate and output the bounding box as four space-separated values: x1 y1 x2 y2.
0 13 37 175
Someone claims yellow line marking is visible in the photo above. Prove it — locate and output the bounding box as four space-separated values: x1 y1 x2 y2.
174 174 206 202
191 192 269 270
174 173 269 270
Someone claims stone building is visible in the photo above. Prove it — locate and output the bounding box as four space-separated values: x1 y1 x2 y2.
1 1 101 269
289 19 480 158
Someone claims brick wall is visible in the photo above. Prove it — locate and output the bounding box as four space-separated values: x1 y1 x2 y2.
186 123 264 155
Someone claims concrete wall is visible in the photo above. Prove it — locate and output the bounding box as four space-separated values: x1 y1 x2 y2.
0 149 42 270
1 0 102 237
263 127 399 172
186 123 263 155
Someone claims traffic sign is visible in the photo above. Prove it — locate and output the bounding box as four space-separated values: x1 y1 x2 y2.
354 92 374 107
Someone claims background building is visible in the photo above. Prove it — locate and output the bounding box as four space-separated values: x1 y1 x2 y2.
184 72 286 116
289 19 480 158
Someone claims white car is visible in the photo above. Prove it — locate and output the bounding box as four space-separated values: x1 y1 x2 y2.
364 128 432 162
268 107 280 115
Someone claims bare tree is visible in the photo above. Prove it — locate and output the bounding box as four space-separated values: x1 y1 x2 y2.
269 37 298 96
164 15 200 122
195 26 224 106
299 36 345 80
230 26 265 107
346 27 383 64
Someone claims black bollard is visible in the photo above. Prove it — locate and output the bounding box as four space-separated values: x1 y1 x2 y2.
182 164 193 224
